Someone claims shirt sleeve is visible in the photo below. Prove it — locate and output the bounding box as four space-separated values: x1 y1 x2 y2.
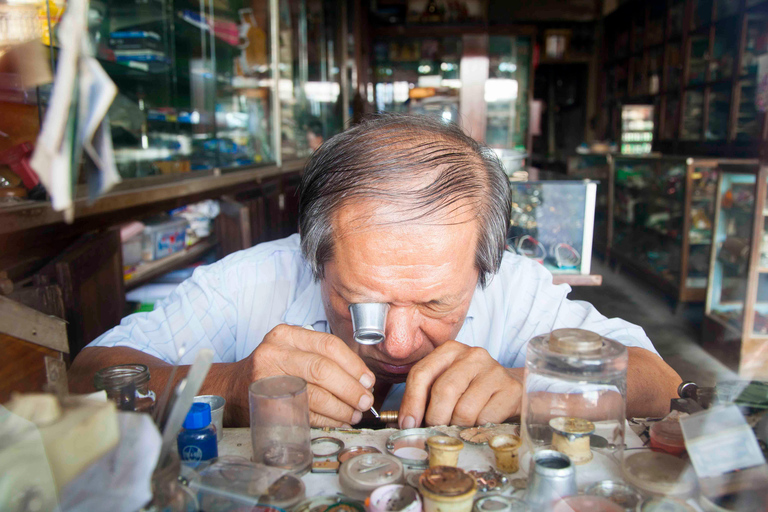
87 258 239 365
498 255 659 367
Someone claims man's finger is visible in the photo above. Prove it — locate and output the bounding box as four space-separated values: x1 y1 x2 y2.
277 351 374 413
284 326 375 388
310 411 351 429
476 390 517 425
306 383 363 425
423 363 477 426
448 376 496 426
399 341 464 428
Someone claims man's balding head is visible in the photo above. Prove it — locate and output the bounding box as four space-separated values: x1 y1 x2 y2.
298 114 511 287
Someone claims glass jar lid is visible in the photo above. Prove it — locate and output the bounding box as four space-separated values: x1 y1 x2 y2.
419 466 475 497
93 363 150 390
527 329 628 378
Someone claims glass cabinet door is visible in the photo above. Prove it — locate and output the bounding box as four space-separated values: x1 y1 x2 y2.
708 173 756 331
372 37 462 119
686 166 718 288
754 174 768 336
485 36 532 154
280 0 343 161
45 0 278 180
612 157 686 286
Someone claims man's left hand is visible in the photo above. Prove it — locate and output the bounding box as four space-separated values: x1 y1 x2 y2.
398 340 523 428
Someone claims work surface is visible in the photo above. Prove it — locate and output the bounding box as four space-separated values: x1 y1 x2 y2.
219 423 643 498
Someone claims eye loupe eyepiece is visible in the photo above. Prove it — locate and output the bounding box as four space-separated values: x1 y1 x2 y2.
349 303 389 345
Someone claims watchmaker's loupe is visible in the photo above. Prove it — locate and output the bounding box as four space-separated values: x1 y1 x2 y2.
349 303 389 345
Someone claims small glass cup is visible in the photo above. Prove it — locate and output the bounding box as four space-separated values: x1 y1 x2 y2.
93 363 156 413
249 376 311 475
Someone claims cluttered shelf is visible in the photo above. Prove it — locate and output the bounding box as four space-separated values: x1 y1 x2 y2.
124 237 217 291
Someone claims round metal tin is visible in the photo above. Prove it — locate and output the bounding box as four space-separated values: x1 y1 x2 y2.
386 428 441 467
419 466 475 497
337 445 382 464
339 453 404 501
311 436 345 458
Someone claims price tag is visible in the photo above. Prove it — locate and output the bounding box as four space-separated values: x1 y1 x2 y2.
680 405 766 479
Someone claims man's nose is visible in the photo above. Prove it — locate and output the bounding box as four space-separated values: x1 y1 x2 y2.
382 306 421 360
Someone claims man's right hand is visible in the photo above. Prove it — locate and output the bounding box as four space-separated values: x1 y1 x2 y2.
233 324 376 427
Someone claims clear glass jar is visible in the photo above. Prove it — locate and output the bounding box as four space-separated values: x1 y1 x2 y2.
521 329 628 462
93 363 156 413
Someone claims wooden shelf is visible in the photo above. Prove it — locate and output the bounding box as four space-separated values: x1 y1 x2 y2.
124 238 217 291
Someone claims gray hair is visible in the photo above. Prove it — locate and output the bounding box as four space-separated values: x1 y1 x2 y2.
297 113 511 287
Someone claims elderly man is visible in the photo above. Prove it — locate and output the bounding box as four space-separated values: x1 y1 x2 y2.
69 114 681 428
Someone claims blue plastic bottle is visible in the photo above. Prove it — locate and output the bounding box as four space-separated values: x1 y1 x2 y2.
177 402 218 465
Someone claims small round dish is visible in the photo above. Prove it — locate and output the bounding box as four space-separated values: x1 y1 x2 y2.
386 428 442 467
585 480 643 511
293 495 365 512
311 437 345 459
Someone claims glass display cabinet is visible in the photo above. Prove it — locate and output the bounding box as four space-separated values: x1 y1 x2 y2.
566 154 613 258
610 156 757 307
5 0 345 188
704 163 768 380
508 181 597 277
370 32 534 159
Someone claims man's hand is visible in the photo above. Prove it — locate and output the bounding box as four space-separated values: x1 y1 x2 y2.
398 340 523 428
234 324 376 428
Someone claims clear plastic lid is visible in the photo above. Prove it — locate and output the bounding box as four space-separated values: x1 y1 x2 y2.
339 453 404 500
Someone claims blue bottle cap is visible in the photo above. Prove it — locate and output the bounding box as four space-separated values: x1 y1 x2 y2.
183 402 212 430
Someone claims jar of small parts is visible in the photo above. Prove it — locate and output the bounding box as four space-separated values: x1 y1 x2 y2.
418 466 477 512
93 363 156 413
521 329 627 461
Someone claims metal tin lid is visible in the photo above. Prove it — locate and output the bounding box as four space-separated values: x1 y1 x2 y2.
387 428 441 467
621 452 695 498
549 417 595 437
337 445 381 464
473 495 529 512
339 453 404 499
419 466 476 497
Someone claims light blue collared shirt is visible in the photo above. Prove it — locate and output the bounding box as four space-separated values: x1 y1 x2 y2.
90 234 658 372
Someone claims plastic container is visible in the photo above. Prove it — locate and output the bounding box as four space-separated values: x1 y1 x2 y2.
650 420 686 456
426 435 464 468
249 375 312 475
193 395 226 442
521 328 628 460
366 484 421 512
488 434 522 473
122 235 142 266
418 466 477 512
177 402 218 465
93 363 156 413
552 495 624 512
142 216 188 261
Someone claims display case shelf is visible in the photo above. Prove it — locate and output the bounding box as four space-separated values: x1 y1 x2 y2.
600 0 768 156
704 163 768 379
609 156 758 306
